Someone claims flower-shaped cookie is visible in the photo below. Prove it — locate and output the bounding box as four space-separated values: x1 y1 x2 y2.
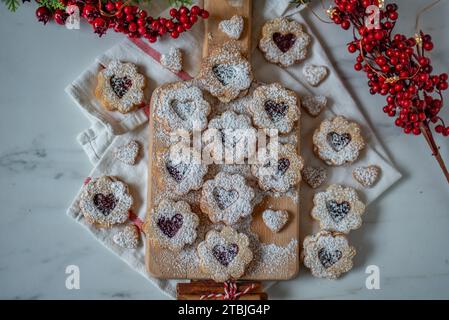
198 226 253 282
80 176 133 228
259 17 311 68
313 116 366 166
249 83 300 134
311 185 366 233
198 42 253 103
251 142 304 193
303 230 356 279
203 111 257 164
147 199 199 252
200 172 255 225
158 143 208 195
95 60 146 113
154 81 211 133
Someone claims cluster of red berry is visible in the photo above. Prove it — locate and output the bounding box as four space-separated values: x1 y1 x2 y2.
35 0 209 42
330 0 448 137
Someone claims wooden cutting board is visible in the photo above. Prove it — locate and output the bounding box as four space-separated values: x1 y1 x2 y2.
145 0 301 281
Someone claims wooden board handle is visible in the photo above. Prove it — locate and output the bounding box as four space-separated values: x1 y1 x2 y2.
203 0 253 58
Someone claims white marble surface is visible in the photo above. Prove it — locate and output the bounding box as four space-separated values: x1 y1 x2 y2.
0 1 448 299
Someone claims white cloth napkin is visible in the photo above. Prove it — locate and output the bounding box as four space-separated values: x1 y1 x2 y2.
66 0 401 299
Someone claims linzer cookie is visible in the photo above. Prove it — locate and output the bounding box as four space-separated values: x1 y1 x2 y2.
203 111 257 164
259 17 311 68
95 60 146 114
251 142 304 193
313 116 366 166
147 199 199 252
157 143 208 196
198 41 253 103
353 165 381 188
303 230 356 279
200 172 255 225
79 176 133 228
197 226 253 282
154 81 211 133
311 184 366 233
249 83 300 134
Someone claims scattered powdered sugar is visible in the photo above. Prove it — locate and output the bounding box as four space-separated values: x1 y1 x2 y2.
114 140 140 165
160 47 183 73
219 15 244 40
301 95 327 117
302 64 328 87
262 209 289 233
353 165 381 187
113 224 140 249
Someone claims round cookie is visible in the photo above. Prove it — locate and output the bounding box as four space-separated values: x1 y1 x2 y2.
198 41 253 103
147 199 199 252
79 176 133 228
154 81 211 134
249 83 300 134
258 17 311 68
95 60 146 113
200 172 255 225
251 142 304 193
203 111 257 164
197 226 253 282
313 116 366 166
157 143 208 196
311 184 366 234
303 230 356 279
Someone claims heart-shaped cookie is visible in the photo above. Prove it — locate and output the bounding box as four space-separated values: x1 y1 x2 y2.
157 213 184 238
110 75 132 98
212 243 239 266
114 140 140 165
219 15 244 40
264 100 289 122
212 64 238 86
165 160 189 182
353 165 381 187
113 224 140 249
303 64 328 86
326 200 351 223
93 193 116 216
170 99 195 121
302 166 327 189
327 132 351 152
262 209 289 233
302 95 327 117
160 47 182 73
213 187 239 210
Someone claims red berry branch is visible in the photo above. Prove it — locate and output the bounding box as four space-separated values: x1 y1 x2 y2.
326 0 449 183
33 0 209 42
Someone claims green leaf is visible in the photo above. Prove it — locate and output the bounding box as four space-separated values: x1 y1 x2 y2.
168 0 193 8
2 0 20 12
37 0 66 10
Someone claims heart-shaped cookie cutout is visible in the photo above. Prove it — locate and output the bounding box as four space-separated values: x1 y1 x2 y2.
160 47 182 73
113 225 140 249
212 243 239 266
114 140 140 165
302 95 327 117
264 100 289 122
277 158 291 176
303 64 328 86
318 248 343 268
262 210 289 233
219 15 244 40
110 75 132 98
353 165 381 187
157 213 184 238
166 160 189 182
302 166 327 189
170 99 195 121
272 32 297 53
93 193 116 216
327 132 351 152
213 187 239 210
212 64 238 86
326 200 351 223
